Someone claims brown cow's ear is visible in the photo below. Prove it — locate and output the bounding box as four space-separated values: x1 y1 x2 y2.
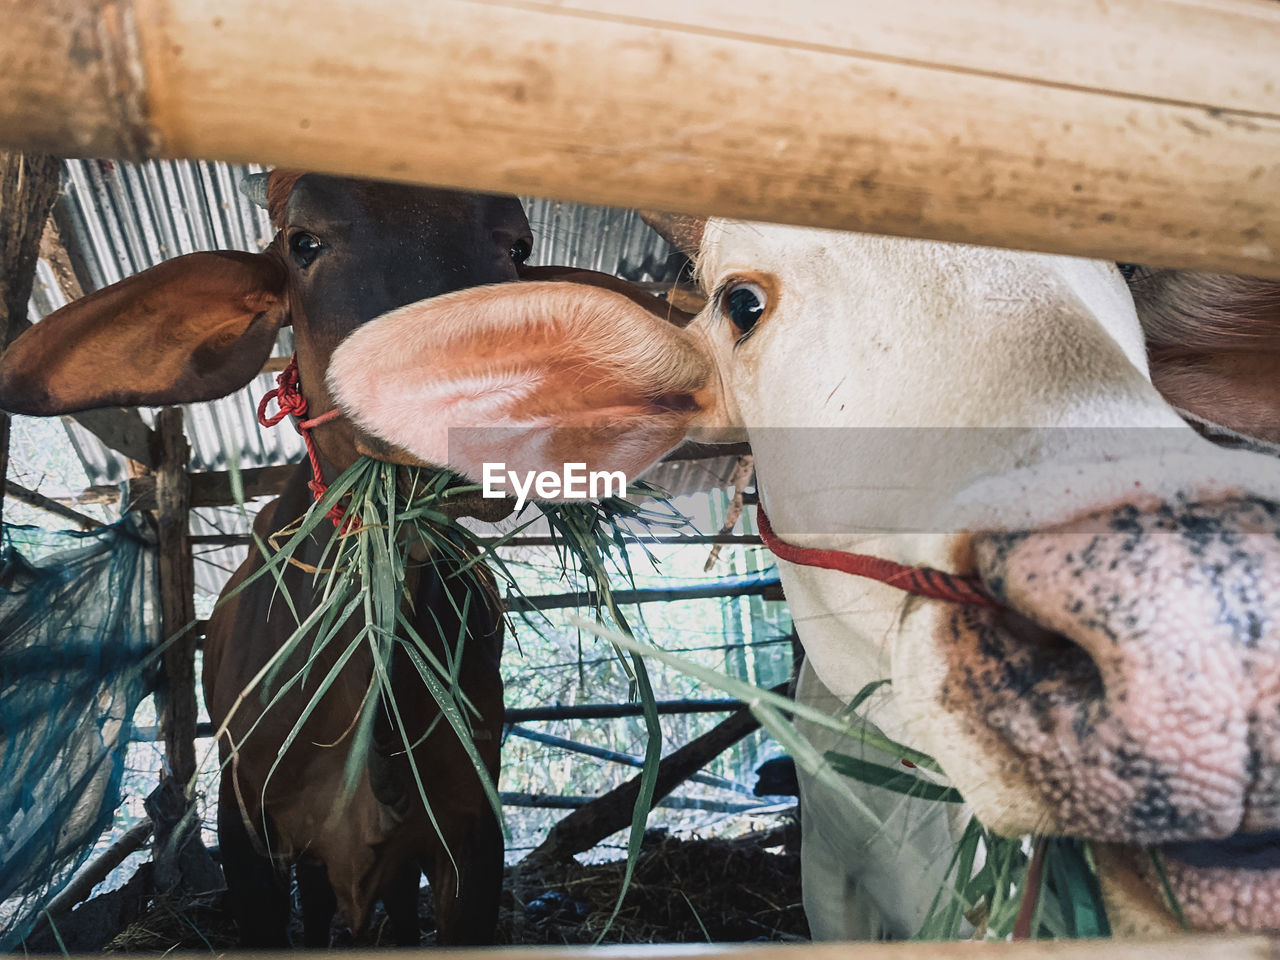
0 251 288 415
517 264 696 326
328 281 716 485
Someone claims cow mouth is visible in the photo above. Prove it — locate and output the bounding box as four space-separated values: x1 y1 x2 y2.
1100 836 1280 932
940 600 1280 932
1161 830 1280 871
352 427 517 523
941 494 1280 933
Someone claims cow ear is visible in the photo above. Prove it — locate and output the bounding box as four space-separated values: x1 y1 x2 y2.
639 211 707 259
328 280 715 485
518 264 696 326
0 251 288 415
1134 270 1280 445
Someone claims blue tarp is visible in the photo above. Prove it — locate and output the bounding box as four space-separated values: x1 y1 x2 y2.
0 518 160 950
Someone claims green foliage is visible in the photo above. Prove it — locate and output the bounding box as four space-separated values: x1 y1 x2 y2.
564 617 1118 942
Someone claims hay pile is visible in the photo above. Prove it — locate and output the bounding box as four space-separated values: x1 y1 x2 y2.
497 824 809 945
83 823 806 951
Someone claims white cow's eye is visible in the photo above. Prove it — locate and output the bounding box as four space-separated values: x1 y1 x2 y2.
720 280 768 342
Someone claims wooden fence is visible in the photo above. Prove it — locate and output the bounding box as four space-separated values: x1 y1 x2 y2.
2 0 1279 276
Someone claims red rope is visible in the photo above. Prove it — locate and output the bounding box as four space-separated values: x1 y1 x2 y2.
756 506 997 607
256 354 350 528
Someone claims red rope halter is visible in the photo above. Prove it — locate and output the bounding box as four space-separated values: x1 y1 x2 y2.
755 506 997 607
256 354 349 528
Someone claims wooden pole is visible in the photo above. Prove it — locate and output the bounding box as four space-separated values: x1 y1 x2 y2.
2 1 1279 277
0 151 60 529
525 683 785 863
150 407 197 787
249 939 1278 960
3 479 103 529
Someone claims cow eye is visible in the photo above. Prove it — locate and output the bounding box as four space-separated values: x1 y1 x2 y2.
721 280 768 342
289 232 323 267
510 238 532 265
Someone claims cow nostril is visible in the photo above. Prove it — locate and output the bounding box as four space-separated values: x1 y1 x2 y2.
990 605 1107 734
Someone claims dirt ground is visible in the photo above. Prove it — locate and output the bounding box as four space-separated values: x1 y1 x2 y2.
37 822 808 952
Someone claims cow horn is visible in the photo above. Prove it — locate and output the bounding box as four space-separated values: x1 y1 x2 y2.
640 211 708 259
238 172 270 209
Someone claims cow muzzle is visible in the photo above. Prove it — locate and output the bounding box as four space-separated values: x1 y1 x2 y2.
952 495 1280 930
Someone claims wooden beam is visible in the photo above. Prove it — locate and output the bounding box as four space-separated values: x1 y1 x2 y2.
507 575 780 612
79 451 732 514
3 1 1279 277
524 682 786 863
0 151 61 528
41 819 153 919
119 463 299 511
189 531 766 548
4 479 103 529
150 408 197 786
213 939 1277 960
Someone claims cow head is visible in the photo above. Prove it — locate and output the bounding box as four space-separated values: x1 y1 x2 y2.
328 212 1280 935
0 171 533 484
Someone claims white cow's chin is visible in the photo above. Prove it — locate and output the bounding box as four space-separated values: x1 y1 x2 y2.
1094 842 1280 935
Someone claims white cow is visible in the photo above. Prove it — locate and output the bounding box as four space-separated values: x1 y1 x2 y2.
327 217 1280 937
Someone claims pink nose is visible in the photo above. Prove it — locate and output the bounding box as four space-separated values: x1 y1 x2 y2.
961 496 1280 844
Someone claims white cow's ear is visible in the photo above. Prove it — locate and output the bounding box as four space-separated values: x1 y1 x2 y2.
328 281 714 483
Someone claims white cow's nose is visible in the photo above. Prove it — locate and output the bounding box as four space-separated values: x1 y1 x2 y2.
961 496 1280 843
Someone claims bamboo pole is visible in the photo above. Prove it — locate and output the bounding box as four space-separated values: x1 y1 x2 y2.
275 939 1277 960
2 0 1279 276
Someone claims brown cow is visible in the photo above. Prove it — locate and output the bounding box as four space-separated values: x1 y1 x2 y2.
0 171 534 947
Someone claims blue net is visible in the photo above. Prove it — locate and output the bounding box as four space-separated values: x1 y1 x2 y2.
0 518 160 950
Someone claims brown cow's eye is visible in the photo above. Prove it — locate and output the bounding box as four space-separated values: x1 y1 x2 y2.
510 238 532 265
289 232 323 267
721 280 768 343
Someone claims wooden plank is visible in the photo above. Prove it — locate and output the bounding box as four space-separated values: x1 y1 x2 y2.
0 151 61 528
188 531 766 547
150 407 197 787
112 453 726 513
3 0 1279 276
121 462 298 511
273 939 1276 960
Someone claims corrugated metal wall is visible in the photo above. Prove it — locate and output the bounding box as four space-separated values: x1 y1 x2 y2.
24 160 736 597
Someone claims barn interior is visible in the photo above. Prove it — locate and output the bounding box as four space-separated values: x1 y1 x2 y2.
2 157 806 951
3 1 1279 956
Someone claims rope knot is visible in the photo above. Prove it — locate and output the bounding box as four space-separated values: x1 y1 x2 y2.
256 354 352 529
256 360 309 425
